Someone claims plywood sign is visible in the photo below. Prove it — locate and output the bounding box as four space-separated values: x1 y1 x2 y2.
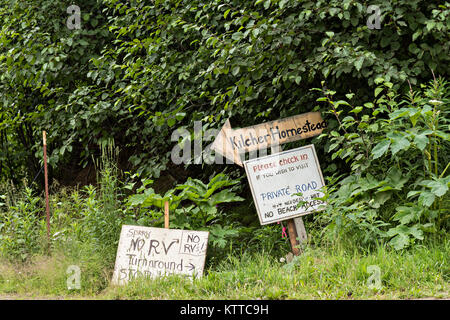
244 144 326 225
211 112 326 166
112 225 209 285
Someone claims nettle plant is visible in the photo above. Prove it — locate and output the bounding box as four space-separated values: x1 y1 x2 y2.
315 77 449 250
126 173 244 250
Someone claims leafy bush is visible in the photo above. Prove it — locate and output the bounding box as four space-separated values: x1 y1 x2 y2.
76 141 126 262
0 142 126 263
127 172 244 250
0 185 45 261
316 77 449 249
1 0 449 186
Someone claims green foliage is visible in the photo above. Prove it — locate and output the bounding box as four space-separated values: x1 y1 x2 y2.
77 141 126 262
1 0 449 185
127 172 244 250
0 0 110 182
316 77 449 249
0 0 449 272
0 141 126 263
0 185 44 261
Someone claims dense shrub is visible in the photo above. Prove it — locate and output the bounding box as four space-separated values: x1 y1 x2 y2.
0 0 448 184
315 77 449 249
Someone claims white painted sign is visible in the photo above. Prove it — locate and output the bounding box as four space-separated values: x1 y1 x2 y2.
244 144 326 225
112 225 209 285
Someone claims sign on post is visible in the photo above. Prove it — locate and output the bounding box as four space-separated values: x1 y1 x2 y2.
211 112 326 166
112 225 209 285
244 144 326 225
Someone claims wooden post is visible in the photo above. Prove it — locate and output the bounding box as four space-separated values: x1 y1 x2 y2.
286 219 300 255
271 145 306 256
164 201 169 229
294 216 308 243
43 131 50 246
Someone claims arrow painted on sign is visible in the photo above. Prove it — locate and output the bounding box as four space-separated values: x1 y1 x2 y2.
211 112 326 166
186 262 195 272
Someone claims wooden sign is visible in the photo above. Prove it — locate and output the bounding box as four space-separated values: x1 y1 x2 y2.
244 144 326 225
211 112 326 166
112 225 209 285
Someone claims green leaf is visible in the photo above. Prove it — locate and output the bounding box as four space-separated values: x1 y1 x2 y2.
412 30 421 41
210 189 244 205
354 56 364 71
388 133 410 155
372 191 392 208
232 32 243 41
345 93 355 100
426 21 436 31
350 106 363 114
334 100 350 108
426 180 448 197
231 66 240 76
418 191 435 207
413 133 429 151
167 117 176 127
385 167 409 190
374 87 383 97
409 225 424 240
407 190 421 198
279 0 288 9
393 206 418 224
371 139 390 159
389 233 410 250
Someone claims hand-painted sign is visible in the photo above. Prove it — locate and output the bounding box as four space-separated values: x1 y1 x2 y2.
244 144 326 225
112 225 209 285
211 112 325 166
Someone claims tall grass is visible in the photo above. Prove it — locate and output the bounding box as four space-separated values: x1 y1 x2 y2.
83 139 124 263
0 182 45 261
100 238 450 299
0 140 125 293
2 235 447 299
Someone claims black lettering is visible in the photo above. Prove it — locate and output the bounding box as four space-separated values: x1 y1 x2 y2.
148 239 160 255
162 239 179 255
128 238 145 252
250 132 258 145
286 128 297 137
302 124 309 132
229 136 239 150
305 119 311 131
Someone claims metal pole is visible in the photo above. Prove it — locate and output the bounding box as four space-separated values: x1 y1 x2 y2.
43 131 50 246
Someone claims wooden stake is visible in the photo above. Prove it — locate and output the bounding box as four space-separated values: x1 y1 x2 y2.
287 219 300 255
294 217 308 243
164 201 169 229
43 131 50 246
271 145 305 256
